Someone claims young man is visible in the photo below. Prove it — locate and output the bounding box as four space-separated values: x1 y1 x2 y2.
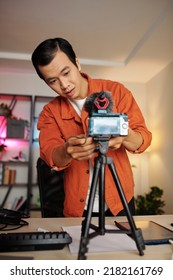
32 38 152 217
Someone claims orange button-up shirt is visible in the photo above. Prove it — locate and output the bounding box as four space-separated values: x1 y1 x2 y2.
38 74 152 217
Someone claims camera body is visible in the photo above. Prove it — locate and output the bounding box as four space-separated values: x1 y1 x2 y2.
88 113 128 137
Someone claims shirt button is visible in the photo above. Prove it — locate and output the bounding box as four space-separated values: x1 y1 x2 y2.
80 198 85 203
86 170 89 174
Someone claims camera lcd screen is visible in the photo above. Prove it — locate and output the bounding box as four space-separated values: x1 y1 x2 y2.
88 116 127 136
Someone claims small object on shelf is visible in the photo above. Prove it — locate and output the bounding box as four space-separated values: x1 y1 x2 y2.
9 151 26 162
7 119 29 139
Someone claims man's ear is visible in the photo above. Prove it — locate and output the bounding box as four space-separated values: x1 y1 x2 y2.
76 57 81 71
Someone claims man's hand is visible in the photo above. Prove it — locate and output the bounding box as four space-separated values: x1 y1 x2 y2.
66 134 97 161
108 128 143 152
53 134 98 167
108 136 124 150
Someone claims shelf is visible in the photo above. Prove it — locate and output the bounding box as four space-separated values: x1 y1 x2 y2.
0 161 29 165
0 93 32 101
0 137 30 142
0 183 28 187
34 95 53 102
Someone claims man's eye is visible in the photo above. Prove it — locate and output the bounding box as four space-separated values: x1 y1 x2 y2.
64 70 70 76
49 79 56 84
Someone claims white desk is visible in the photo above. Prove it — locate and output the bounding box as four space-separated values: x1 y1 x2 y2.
0 215 173 260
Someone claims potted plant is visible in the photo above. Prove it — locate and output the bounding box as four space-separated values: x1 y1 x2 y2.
0 143 7 152
0 143 7 160
135 186 165 215
0 103 12 117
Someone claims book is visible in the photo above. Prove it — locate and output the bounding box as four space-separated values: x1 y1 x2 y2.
3 168 16 185
3 168 10 184
0 163 3 184
11 196 27 212
11 197 20 210
10 169 16 184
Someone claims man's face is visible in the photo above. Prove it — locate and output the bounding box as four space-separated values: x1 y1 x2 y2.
38 51 86 100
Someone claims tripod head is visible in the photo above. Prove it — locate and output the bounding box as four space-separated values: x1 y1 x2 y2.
95 137 109 155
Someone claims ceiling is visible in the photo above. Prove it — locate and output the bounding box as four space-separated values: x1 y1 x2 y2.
0 0 173 83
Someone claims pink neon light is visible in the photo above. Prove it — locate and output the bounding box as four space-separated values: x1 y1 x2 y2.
2 139 27 149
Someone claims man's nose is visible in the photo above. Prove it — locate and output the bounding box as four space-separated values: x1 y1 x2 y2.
60 79 69 90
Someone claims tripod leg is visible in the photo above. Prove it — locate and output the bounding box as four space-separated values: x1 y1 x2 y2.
78 159 101 260
108 159 145 255
98 157 106 234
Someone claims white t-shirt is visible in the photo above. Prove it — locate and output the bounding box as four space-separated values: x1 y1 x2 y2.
68 98 108 212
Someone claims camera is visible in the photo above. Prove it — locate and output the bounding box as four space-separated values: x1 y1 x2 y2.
84 91 128 139
88 112 128 137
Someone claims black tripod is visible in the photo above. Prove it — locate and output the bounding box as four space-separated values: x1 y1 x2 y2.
78 139 145 260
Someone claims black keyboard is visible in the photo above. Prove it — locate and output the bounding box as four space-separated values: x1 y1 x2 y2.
0 231 72 252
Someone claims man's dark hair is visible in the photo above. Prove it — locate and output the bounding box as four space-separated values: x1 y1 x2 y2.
31 38 77 79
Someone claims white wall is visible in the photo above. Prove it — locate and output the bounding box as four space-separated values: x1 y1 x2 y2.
123 82 150 197
0 72 56 97
147 61 173 214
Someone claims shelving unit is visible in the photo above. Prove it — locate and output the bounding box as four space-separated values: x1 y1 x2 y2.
0 93 33 214
0 93 56 214
0 93 55 214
